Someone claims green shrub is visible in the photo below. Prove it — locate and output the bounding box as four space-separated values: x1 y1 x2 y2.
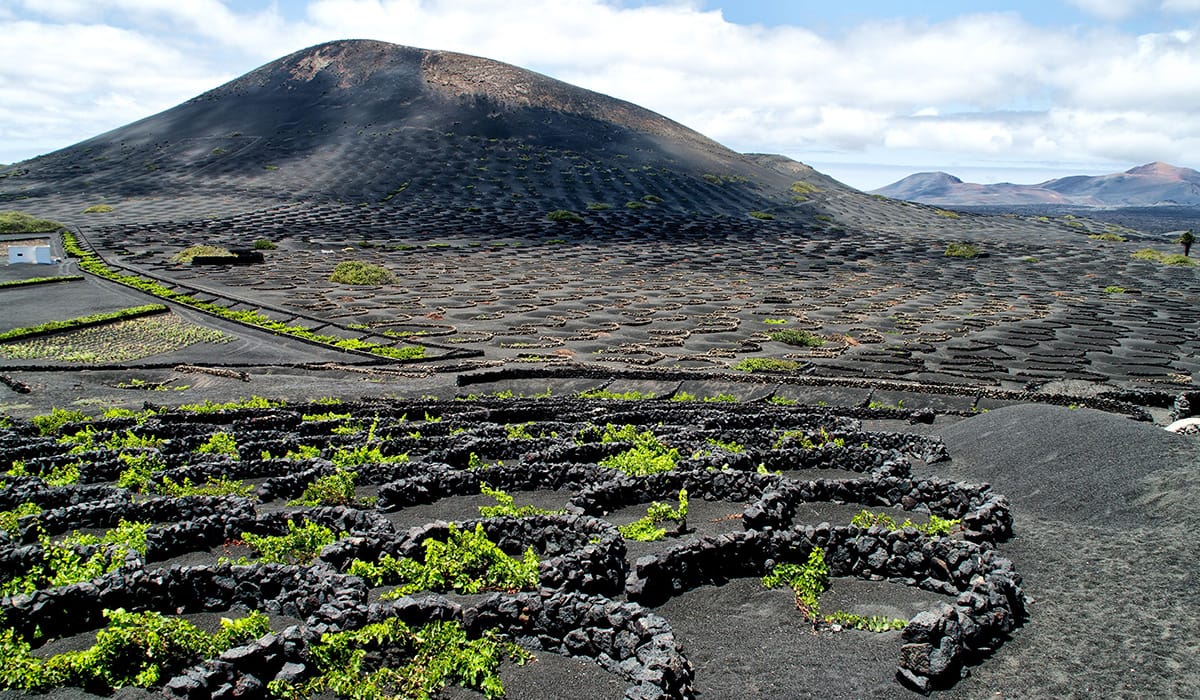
478 485 565 518
2 520 150 595
1088 233 1126 242
585 202 612 211
348 523 539 597
195 432 239 460
0 503 41 538
227 521 339 565
545 209 584 223
850 508 960 536
265 618 528 700
251 238 277 250
618 489 688 541
170 245 231 263
0 210 63 232
82 204 113 214
766 329 824 347
578 388 654 400
790 181 820 198
600 445 678 476
934 209 962 219
762 547 828 619
288 470 373 507
31 407 89 435
0 608 269 692
1103 286 1127 294
733 358 802 373
330 260 397 285
944 242 979 258
748 211 775 220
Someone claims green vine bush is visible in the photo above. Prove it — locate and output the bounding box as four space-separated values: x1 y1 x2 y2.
288 470 374 507
1 520 150 595
850 509 961 536
347 523 539 597
30 408 89 435
195 432 239 460
0 608 269 692
224 521 339 566
0 503 41 537
477 486 564 518
618 490 688 542
266 618 529 700
762 548 907 632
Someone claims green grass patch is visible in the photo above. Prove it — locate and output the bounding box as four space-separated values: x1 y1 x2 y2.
1088 233 1126 242
82 204 113 214
748 211 775 220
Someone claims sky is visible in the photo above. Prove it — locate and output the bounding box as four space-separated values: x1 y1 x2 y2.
3 0 1200 190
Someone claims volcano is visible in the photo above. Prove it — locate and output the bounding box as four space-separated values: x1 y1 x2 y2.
3 39 815 216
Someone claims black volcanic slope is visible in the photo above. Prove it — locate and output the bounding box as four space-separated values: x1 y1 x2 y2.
4 40 804 216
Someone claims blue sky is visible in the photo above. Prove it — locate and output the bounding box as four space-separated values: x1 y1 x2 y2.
3 0 1200 189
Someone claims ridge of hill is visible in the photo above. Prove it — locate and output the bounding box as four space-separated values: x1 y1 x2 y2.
873 161 1200 207
0 40 806 218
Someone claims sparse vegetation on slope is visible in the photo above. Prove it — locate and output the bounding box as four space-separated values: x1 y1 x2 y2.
944 242 979 258
170 245 231 263
1132 248 1196 266
329 260 398 285
0 210 63 232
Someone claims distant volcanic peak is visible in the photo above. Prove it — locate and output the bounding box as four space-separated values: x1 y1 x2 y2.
1125 161 1196 179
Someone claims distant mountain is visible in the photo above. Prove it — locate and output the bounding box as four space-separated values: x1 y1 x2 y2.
0 39 810 216
873 162 1200 207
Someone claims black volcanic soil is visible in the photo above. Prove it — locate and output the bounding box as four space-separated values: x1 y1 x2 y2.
0 37 1197 700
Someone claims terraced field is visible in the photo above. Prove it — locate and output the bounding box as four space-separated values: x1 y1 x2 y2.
0 396 1022 698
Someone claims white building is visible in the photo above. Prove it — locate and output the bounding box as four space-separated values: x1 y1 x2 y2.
7 245 53 265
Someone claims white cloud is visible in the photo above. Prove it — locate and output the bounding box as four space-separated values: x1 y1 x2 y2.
1160 0 1200 12
1065 0 1152 20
